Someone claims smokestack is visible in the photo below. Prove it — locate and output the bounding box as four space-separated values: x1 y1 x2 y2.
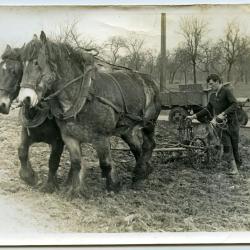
160 13 167 92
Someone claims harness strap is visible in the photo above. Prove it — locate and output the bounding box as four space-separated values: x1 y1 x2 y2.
19 103 50 128
20 83 37 90
0 88 11 92
102 72 129 114
94 95 143 122
44 72 88 101
118 71 153 114
43 68 143 123
49 68 92 120
118 71 134 85
94 96 123 113
0 81 20 95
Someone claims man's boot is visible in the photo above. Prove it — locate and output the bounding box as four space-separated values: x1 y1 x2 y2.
229 159 239 175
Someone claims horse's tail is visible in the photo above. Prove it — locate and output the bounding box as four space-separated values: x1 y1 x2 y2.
138 74 161 132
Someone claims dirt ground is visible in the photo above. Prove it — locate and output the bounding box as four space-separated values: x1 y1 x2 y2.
0 109 250 233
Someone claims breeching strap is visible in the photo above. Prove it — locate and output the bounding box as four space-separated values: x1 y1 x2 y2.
101 72 129 114
42 68 143 122
95 72 143 122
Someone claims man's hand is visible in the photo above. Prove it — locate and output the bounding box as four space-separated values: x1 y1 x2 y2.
186 114 196 120
211 118 217 126
217 112 226 120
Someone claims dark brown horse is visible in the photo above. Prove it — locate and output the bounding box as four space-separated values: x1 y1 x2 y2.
18 31 161 197
0 46 22 114
0 45 64 193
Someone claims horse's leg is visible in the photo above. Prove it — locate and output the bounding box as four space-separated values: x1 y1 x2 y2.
121 125 142 162
61 134 82 198
18 127 38 186
41 139 64 193
132 122 156 182
65 166 73 186
93 137 119 192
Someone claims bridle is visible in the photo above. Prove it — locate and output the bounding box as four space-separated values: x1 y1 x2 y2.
0 59 22 97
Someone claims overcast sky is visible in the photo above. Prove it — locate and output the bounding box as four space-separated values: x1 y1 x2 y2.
1 5 250 54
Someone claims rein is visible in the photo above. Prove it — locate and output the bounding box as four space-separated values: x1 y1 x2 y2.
45 68 93 120
209 117 228 143
44 68 144 123
43 72 88 101
19 102 50 128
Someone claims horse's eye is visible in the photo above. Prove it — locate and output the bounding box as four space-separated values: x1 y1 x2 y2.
34 60 39 66
8 67 15 75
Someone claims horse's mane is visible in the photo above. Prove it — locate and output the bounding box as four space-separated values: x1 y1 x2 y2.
22 37 87 69
22 39 42 61
1 48 21 61
48 41 85 68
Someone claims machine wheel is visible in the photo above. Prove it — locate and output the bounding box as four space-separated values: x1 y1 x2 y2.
169 107 189 124
189 137 209 167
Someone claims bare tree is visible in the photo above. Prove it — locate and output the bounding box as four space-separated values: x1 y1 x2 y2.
197 41 213 74
198 41 227 76
219 21 249 81
179 16 208 83
122 34 145 70
178 47 192 84
165 47 186 84
143 49 158 76
103 36 126 64
52 20 103 54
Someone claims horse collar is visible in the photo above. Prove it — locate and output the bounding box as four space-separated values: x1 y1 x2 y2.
47 68 93 120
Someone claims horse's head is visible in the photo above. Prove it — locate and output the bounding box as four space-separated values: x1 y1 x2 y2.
18 31 86 109
0 45 23 114
18 32 57 107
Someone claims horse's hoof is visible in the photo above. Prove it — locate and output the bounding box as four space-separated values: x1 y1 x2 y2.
132 172 147 182
107 180 121 193
131 179 145 190
40 182 57 193
133 164 152 182
101 170 106 179
146 162 153 175
19 169 38 186
63 178 72 187
65 186 82 200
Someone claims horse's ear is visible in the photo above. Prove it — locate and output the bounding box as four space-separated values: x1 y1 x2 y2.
19 43 26 57
5 44 12 52
33 34 38 40
40 31 47 44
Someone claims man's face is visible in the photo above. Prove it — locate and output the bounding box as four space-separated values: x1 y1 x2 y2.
208 79 220 91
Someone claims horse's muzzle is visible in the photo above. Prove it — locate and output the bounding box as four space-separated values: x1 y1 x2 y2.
18 87 38 107
22 96 31 106
0 96 11 114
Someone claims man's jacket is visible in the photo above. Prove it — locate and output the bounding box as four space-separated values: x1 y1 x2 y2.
196 85 239 123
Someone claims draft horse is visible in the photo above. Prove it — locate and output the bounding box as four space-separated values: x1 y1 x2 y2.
18 31 161 197
0 45 64 193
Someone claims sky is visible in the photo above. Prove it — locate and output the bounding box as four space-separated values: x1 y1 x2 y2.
1 5 250 54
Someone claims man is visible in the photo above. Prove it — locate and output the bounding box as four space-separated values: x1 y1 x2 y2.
187 74 241 175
